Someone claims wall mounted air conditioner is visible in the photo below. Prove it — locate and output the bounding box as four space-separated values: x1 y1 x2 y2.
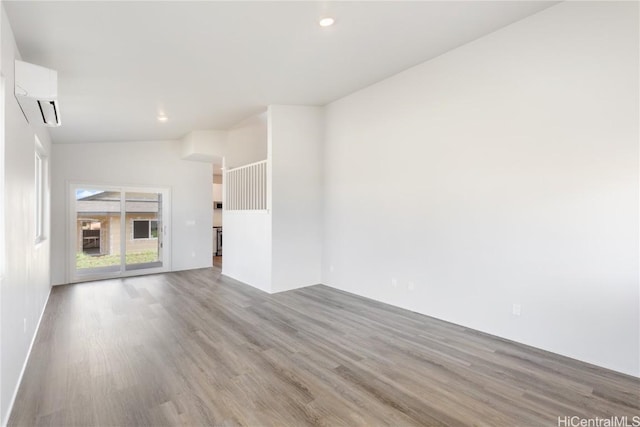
14 60 61 127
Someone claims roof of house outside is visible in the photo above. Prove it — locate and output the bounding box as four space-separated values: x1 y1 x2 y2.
77 191 159 214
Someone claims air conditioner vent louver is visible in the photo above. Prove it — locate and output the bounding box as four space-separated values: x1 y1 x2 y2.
15 60 61 127
37 100 60 127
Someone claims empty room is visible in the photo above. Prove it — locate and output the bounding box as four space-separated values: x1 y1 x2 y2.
0 1 638 426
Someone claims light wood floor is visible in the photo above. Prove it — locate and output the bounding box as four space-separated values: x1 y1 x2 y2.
9 268 640 426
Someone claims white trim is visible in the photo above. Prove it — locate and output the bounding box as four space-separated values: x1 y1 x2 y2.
0 74 6 281
2 287 52 427
226 159 267 172
119 188 126 273
34 139 48 245
0 74 4 427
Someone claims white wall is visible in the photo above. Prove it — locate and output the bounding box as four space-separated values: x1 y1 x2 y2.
1 5 53 424
225 112 267 169
222 211 272 293
181 130 226 162
322 1 639 377
222 106 323 294
221 111 272 290
269 105 323 292
51 140 213 285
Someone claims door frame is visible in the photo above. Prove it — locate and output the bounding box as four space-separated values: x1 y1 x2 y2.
67 182 172 283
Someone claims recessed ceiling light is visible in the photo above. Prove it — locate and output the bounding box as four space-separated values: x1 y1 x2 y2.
319 17 335 27
157 115 168 122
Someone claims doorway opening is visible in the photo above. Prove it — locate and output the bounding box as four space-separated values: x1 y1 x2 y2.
213 162 223 269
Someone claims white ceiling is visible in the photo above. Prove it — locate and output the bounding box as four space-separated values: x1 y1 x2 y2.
4 1 556 144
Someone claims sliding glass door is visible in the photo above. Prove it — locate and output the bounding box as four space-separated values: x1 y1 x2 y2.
124 191 163 271
70 184 170 282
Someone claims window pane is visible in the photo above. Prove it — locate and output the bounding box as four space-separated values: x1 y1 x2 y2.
125 192 161 269
133 220 149 239
35 153 40 239
74 188 121 275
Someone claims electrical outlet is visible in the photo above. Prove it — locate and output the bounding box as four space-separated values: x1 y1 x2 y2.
329 265 334 273
512 303 521 316
191 251 196 257
391 278 398 288
408 281 415 291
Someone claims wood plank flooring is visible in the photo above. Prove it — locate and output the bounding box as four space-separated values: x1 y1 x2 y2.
9 268 640 426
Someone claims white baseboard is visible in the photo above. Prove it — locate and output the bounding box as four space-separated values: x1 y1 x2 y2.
2 286 52 427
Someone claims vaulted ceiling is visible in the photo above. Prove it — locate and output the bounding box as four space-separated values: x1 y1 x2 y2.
4 1 556 143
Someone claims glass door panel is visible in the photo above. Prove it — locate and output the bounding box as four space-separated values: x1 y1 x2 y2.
70 185 170 282
74 188 122 277
124 191 163 271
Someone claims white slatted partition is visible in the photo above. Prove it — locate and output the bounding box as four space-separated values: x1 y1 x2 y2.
225 160 267 211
